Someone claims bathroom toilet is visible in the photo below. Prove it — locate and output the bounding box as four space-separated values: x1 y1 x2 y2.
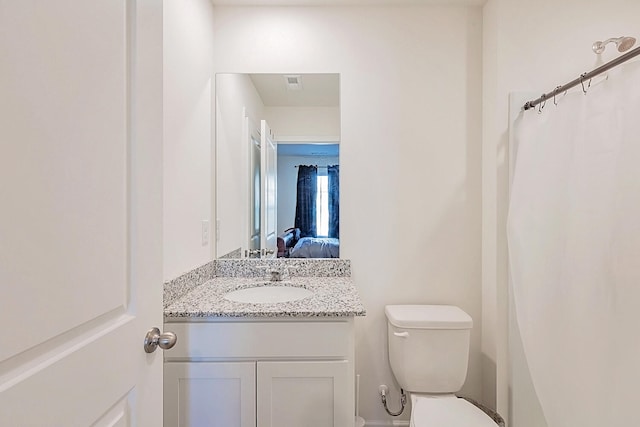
385 305 498 427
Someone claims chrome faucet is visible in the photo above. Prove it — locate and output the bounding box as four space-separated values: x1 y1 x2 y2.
256 265 290 282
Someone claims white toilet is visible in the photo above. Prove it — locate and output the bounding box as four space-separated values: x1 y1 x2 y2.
385 305 498 426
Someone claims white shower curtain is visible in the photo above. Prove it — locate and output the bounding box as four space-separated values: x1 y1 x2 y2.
508 61 640 427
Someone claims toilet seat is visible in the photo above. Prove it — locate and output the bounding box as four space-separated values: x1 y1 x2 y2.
410 395 498 427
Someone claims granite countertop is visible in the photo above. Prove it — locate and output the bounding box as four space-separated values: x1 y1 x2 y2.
164 276 366 319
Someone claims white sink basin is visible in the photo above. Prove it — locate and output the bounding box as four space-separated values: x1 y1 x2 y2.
224 285 313 304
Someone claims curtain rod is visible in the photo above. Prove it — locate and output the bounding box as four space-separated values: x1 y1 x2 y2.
523 45 640 111
294 165 337 168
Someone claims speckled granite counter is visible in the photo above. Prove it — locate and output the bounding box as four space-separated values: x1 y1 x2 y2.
164 276 366 318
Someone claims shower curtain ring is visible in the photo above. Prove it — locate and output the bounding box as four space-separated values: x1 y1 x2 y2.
537 95 546 114
553 86 562 105
580 73 589 94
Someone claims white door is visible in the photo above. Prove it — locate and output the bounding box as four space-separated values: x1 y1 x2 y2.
248 117 261 254
260 120 277 258
0 1 164 426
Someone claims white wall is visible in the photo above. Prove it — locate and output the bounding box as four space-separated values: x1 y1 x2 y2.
163 0 215 280
213 6 482 423
215 74 266 257
277 154 339 235
482 0 640 423
265 106 340 141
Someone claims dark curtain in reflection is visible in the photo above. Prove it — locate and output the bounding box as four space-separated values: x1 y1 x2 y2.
294 165 317 237
328 165 339 239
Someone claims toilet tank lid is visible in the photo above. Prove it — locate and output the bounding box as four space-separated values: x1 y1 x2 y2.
385 305 473 329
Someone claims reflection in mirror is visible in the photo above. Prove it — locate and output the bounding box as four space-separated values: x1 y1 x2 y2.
215 73 340 260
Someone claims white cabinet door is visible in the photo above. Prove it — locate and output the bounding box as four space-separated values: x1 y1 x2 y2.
164 362 256 427
0 1 163 426
257 361 350 427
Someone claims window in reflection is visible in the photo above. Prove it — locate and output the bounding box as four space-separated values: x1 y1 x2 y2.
316 172 329 237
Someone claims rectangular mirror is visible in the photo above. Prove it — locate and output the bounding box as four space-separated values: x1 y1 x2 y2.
215 73 340 259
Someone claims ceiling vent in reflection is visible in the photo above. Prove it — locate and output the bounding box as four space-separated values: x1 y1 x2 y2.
284 74 302 90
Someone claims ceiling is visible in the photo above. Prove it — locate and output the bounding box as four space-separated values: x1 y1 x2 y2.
249 73 340 107
213 0 485 5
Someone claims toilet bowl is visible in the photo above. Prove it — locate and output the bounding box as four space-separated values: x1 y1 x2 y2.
409 394 497 426
385 305 499 427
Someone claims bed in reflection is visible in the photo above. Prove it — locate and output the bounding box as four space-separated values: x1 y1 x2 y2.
277 228 340 258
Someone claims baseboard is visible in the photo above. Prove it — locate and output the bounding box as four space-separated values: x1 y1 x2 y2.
364 421 410 426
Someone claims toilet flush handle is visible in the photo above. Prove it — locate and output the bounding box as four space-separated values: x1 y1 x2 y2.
393 331 409 338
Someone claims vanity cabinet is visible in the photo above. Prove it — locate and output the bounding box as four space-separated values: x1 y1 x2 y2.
163 318 355 427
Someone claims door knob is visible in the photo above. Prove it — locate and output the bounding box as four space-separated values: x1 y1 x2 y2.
144 327 177 353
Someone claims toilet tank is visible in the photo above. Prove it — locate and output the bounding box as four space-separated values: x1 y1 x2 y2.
385 305 473 393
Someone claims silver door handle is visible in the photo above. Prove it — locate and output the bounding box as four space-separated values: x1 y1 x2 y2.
144 327 177 353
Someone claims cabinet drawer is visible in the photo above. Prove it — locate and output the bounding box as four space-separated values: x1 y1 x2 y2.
165 320 353 360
